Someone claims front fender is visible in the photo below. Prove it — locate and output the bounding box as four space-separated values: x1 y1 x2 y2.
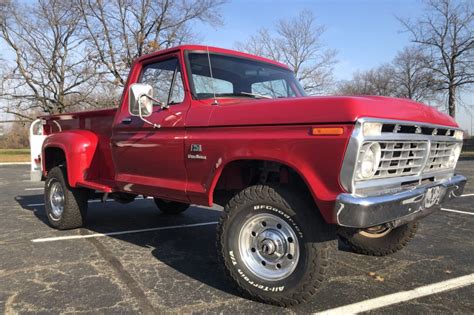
42 130 99 187
185 124 354 224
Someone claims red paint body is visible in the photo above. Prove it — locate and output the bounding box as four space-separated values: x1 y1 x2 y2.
40 45 459 224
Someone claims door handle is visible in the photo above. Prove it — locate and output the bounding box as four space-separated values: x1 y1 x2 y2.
121 118 132 125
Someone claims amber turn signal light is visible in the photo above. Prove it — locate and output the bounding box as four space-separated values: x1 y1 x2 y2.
311 127 344 136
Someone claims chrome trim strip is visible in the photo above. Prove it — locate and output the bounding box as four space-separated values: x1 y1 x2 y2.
360 117 462 133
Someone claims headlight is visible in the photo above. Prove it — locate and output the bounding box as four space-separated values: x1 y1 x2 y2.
445 143 462 168
357 142 382 180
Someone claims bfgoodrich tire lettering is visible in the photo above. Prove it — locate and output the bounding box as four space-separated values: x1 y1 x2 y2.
217 185 336 306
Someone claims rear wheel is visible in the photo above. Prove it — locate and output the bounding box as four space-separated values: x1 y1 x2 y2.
339 222 418 256
153 198 189 214
44 166 89 229
217 185 336 306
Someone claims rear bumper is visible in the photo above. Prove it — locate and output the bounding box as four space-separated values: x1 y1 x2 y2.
335 175 467 228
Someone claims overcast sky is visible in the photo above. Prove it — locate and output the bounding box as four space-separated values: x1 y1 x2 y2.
1 0 473 131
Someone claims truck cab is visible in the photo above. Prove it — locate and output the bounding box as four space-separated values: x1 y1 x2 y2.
37 45 466 306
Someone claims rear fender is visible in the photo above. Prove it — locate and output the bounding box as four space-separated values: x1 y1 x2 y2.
42 130 99 187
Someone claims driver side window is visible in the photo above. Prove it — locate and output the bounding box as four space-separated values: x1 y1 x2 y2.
139 58 185 106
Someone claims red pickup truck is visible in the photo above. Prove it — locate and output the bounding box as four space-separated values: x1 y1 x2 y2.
38 45 466 306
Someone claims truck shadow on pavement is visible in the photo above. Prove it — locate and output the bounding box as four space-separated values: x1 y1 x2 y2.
15 195 245 300
15 194 50 225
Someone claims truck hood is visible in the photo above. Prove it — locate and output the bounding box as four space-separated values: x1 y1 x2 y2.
207 96 458 127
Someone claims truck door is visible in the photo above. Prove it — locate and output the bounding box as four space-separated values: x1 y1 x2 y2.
111 56 190 202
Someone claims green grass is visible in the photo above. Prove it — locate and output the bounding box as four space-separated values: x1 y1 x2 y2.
0 149 30 162
461 151 474 157
0 149 30 155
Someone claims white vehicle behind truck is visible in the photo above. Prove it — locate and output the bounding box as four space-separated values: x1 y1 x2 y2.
29 119 47 181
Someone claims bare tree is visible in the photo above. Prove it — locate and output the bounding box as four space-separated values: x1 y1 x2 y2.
77 0 226 86
0 121 29 149
236 10 338 95
399 0 474 118
336 64 397 96
336 46 443 105
392 46 439 102
0 0 102 119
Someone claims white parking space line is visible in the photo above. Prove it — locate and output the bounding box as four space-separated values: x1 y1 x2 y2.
26 197 150 207
25 187 44 191
28 199 109 207
0 162 30 165
31 221 218 243
461 193 474 197
315 273 474 315
27 203 45 207
441 208 474 216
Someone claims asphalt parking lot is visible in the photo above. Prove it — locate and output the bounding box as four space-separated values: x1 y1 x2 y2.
0 162 473 314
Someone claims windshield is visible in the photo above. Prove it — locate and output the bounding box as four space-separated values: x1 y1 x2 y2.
186 52 306 100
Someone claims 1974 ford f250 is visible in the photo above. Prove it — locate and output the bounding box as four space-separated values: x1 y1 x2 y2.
36 45 466 306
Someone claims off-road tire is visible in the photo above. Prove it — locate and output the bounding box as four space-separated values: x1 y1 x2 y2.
338 222 418 256
44 166 89 229
216 185 336 306
153 198 189 214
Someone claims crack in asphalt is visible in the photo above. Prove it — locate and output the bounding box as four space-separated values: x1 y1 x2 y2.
4 292 18 315
80 228 162 314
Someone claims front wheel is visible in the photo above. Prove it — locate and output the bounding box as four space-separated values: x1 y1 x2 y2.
44 166 89 229
217 185 336 306
338 222 418 256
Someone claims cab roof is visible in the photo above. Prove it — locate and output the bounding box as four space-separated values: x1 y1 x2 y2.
134 45 291 71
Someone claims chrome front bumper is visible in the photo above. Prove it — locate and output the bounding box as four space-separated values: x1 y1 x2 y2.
335 175 467 228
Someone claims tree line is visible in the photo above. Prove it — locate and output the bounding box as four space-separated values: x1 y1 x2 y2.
0 0 225 119
0 0 472 123
237 0 473 119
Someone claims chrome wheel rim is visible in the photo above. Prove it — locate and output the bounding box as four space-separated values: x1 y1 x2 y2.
359 225 392 238
49 181 64 220
238 213 299 281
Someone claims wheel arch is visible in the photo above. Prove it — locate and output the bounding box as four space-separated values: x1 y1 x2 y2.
210 158 320 214
42 130 99 187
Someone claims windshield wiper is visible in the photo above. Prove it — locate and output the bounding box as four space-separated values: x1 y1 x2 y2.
239 92 273 99
209 92 274 100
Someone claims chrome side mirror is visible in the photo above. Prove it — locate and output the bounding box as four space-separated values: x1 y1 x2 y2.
129 83 154 117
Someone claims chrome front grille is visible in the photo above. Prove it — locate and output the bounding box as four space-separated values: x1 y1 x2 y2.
373 141 428 179
425 142 457 172
341 118 463 196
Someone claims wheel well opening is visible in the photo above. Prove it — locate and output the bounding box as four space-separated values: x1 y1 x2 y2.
44 147 66 173
213 160 312 207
